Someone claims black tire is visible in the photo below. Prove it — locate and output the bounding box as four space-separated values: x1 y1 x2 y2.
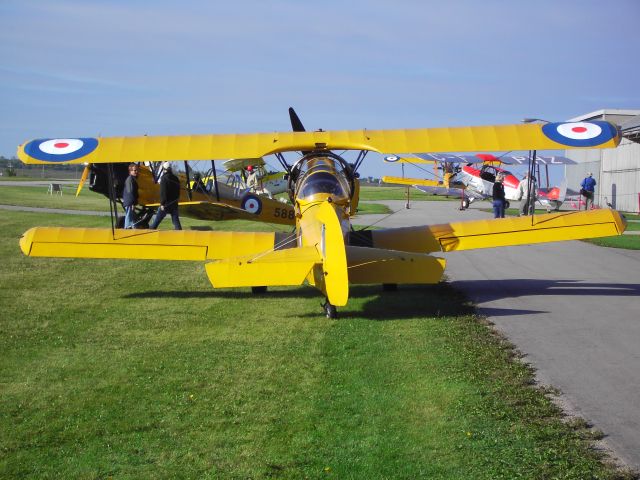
382 283 398 292
251 286 268 294
324 303 338 319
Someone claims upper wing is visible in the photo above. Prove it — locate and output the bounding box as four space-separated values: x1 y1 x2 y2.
18 121 620 165
350 209 627 253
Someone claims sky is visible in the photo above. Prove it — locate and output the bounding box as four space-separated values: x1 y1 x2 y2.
1 0 639 180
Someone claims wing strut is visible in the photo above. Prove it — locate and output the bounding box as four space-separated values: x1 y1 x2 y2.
183 160 192 201
106 162 119 237
210 160 220 201
526 150 537 225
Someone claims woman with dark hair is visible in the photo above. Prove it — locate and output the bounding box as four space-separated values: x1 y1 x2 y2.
492 173 506 218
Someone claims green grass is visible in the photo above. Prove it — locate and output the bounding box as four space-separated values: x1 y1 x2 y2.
355 202 392 215
584 235 640 250
0 185 109 211
1 209 631 479
360 185 456 202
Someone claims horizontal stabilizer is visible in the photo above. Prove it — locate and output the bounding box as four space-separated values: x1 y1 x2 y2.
362 209 627 253
19 227 289 261
205 247 320 288
347 247 446 284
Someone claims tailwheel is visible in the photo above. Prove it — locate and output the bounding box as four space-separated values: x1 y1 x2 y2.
322 299 338 319
251 286 267 294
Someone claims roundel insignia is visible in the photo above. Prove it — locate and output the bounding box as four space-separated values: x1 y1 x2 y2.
241 193 262 214
541 121 616 147
384 155 400 162
24 137 99 162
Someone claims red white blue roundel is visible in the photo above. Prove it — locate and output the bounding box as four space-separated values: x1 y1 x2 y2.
24 137 99 162
241 194 262 214
384 155 400 163
542 121 617 147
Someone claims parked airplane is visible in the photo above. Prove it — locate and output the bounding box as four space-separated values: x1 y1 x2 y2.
18 113 625 317
384 153 576 210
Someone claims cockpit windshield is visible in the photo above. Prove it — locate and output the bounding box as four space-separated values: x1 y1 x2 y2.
299 172 347 199
294 156 351 203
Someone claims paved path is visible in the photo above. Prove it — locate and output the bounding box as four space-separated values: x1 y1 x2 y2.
358 200 640 470
0 204 109 216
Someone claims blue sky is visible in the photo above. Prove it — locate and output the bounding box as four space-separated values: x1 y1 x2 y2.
1 0 639 179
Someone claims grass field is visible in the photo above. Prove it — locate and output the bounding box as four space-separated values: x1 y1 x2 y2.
0 184 394 216
1 208 631 479
0 185 109 211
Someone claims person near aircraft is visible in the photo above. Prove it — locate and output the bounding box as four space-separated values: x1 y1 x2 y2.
492 173 506 218
517 172 538 216
192 172 207 194
122 163 139 229
150 162 182 230
246 165 259 191
580 172 596 210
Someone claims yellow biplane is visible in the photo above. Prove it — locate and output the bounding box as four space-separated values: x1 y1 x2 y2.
76 157 295 228
18 112 626 317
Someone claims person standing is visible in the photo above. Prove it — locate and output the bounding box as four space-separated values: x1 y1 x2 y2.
492 173 506 218
122 163 139 229
150 162 182 230
580 172 596 210
517 172 537 216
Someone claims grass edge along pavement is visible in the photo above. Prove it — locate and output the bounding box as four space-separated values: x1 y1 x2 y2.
1 210 637 479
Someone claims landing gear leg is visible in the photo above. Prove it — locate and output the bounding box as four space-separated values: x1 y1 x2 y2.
322 299 338 319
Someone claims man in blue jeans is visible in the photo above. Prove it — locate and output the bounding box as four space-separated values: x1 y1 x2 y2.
122 163 139 228
580 172 596 210
149 162 182 230
492 173 506 218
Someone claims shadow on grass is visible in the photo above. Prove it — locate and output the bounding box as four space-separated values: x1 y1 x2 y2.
124 283 476 321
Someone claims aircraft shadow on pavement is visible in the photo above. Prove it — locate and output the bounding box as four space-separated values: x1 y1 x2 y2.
450 279 640 303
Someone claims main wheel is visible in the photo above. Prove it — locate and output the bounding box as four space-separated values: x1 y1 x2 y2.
382 283 398 292
251 286 267 294
322 300 338 319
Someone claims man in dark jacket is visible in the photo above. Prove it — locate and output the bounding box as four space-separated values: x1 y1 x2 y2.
123 163 139 228
492 173 506 218
149 162 182 230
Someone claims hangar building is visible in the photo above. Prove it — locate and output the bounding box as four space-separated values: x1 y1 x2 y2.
564 109 640 213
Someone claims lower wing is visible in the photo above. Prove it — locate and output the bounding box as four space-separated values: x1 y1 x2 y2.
350 209 627 253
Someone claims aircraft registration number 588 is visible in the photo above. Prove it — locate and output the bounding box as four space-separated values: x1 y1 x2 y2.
274 207 295 220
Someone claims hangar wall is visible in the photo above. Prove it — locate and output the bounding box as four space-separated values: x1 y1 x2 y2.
564 110 640 213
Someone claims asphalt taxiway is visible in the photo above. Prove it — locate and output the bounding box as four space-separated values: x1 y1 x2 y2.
357 200 640 469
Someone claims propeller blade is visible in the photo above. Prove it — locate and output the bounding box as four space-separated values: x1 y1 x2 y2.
288 107 306 132
76 164 91 197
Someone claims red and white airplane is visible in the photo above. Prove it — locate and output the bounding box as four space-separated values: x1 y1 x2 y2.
384 153 575 210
